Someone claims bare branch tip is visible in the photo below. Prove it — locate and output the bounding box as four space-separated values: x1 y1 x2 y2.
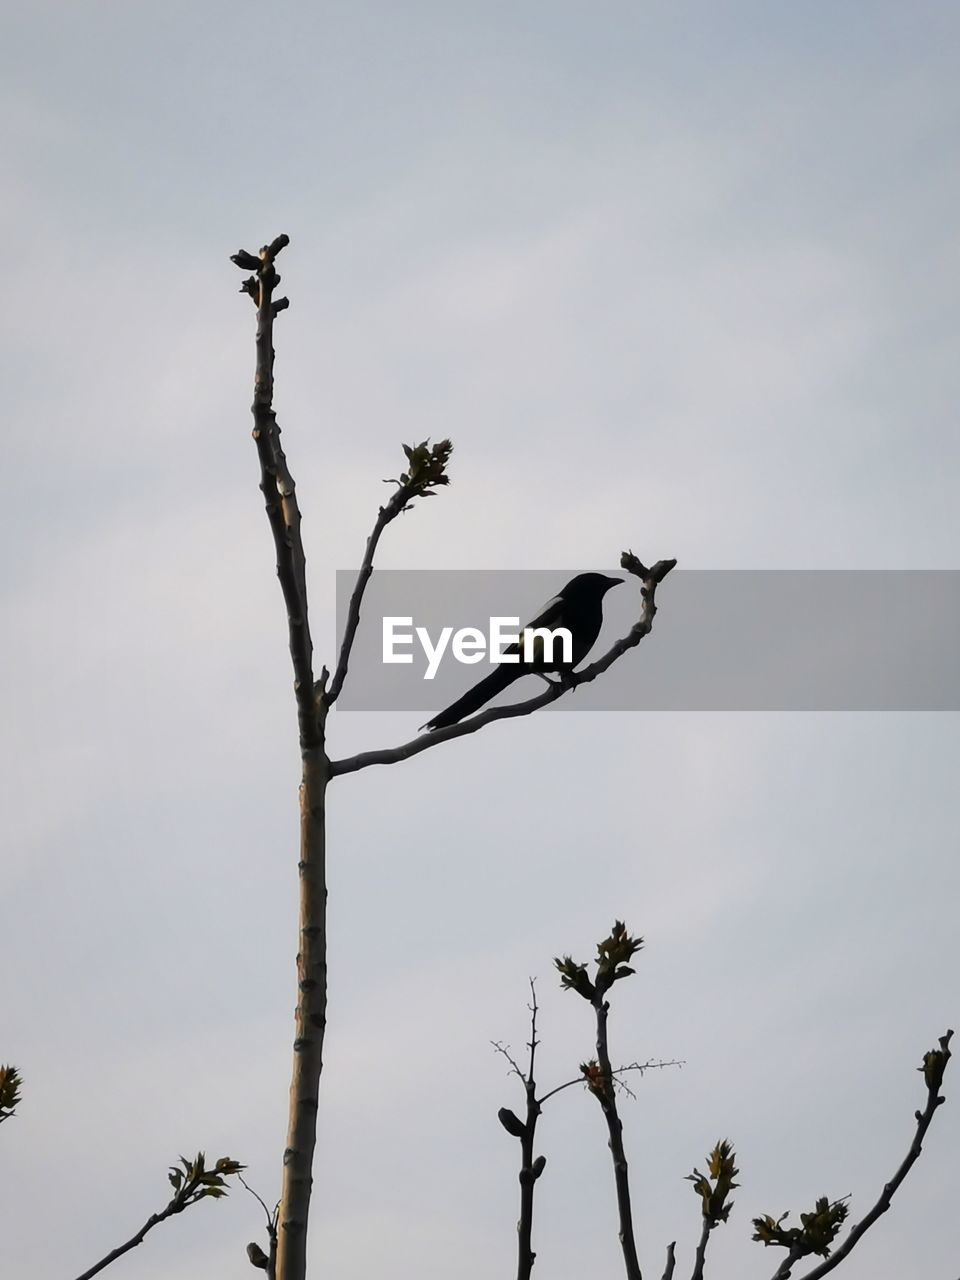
661 1240 677 1280
620 550 677 584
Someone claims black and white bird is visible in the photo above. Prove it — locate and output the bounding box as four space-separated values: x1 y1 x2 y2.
422 572 622 731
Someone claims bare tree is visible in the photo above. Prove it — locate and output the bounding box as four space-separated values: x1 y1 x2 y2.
229 236 675 1280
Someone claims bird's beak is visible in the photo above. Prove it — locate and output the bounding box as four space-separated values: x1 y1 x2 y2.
604 575 624 590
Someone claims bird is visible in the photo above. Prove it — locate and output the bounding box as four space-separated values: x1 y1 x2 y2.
422 572 623 731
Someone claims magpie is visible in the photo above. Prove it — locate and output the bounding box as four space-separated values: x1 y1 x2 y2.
422 572 623 731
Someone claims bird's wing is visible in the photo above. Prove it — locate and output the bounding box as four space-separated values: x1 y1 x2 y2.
421 592 569 732
523 593 567 631
509 593 570 666
493 594 567 661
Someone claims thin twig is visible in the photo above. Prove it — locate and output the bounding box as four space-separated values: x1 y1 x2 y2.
526 978 539 1081
615 1073 640 1103
327 488 409 704
73 1210 170 1280
329 556 676 776
238 1173 276 1230
328 440 452 703
239 1169 279 1275
537 1058 682 1107
492 1040 528 1081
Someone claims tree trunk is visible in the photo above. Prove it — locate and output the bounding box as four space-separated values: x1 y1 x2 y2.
276 744 329 1280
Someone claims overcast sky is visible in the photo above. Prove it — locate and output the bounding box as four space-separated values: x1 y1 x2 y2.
2 4 959 1279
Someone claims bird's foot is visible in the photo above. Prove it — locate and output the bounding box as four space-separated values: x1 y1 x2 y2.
537 671 576 691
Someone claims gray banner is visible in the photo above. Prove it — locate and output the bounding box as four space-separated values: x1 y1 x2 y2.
334 570 960 712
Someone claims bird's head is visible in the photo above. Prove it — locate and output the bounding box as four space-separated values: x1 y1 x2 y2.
560 572 623 600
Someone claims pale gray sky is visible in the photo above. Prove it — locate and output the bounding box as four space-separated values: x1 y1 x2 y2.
2 4 959 1279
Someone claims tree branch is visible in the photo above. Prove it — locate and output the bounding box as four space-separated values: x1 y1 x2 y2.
239 1174 278 1276
661 1242 677 1280
766 1030 952 1280
689 1218 712 1280
768 1247 804 1280
492 1039 528 1082
495 981 546 1280
73 1210 169 1280
231 234 321 749
685 1139 738 1280
328 439 453 704
555 924 647 1280
73 1154 244 1280
592 997 643 1280
328 554 675 777
326 501 394 705
516 980 543 1280
536 1058 682 1107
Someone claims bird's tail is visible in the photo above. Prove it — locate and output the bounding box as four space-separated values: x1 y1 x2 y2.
422 664 519 732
